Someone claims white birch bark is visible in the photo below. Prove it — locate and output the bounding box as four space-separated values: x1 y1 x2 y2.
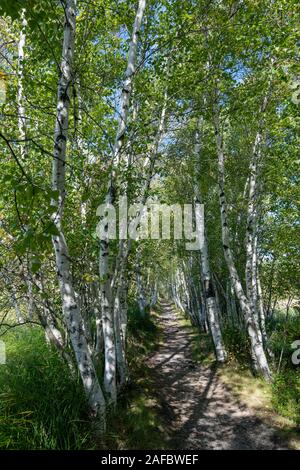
17 12 36 320
35 274 74 368
213 105 271 381
17 8 27 158
90 281 103 358
194 117 226 361
112 240 128 388
113 0 147 166
250 230 263 339
113 86 168 292
136 253 147 316
111 87 168 322
245 124 265 335
51 0 106 429
256 263 274 358
245 77 272 315
118 273 128 348
114 290 127 387
182 266 197 326
173 270 185 312
245 91 274 360
99 1 146 403
11 287 24 324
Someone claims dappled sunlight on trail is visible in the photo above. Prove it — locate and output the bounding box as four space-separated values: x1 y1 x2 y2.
149 302 288 450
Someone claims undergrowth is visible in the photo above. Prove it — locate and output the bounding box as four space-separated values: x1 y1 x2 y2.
0 303 167 450
0 326 91 449
102 302 169 450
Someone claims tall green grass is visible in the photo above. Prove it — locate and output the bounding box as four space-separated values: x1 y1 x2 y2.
269 313 300 368
0 303 167 450
0 326 92 449
269 313 300 425
272 370 300 425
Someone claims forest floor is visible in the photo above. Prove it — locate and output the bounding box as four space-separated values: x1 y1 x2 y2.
148 301 294 450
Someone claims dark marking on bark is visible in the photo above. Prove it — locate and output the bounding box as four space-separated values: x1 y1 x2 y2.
204 279 215 299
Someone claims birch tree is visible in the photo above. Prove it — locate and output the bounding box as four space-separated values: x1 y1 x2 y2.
213 102 272 381
194 117 227 362
17 8 27 159
51 0 106 429
99 0 147 403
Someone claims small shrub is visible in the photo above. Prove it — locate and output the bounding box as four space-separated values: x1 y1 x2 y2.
222 323 251 365
269 314 300 370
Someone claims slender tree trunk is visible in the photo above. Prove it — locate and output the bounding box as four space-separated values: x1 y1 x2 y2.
266 264 275 317
35 274 73 369
256 265 273 357
244 90 275 361
213 104 271 381
173 270 185 312
112 0 147 167
118 270 128 348
17 8 27 158
17 12 36 320
99 0 146 404
194 116 226 361
91 282 103 358
110 81 166 392
114 289 127 387
11 287 24 324
51 0 106 430
136 254 147 316
245 126 265 339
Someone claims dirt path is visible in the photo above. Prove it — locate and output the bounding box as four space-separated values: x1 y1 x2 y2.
148 302 288 450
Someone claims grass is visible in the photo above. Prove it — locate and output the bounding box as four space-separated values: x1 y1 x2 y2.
0 303 169 450
218 364 300 450
101 303 170 449
272 370 300 425
0 326 92 449
177 310 215 366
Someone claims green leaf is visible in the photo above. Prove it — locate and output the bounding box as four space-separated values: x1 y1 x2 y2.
45 223 60 236
31 257 41 274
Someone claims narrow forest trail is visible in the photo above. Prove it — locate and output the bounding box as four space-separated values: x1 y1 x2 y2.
148 302 288 450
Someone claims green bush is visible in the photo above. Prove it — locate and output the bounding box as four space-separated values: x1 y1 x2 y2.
269 314 300 370
127 302 156 337
272 370 300 425
0 327 92 449
222 323 251 364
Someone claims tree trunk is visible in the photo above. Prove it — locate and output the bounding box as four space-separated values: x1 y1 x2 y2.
11 287 24 324
213 104 271 381
51 0 106 430
194 116 226 361
114 289 127 387
99 0 146 404
17 8 27 158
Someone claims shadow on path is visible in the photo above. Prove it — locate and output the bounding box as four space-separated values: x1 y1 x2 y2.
148 301 288 450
